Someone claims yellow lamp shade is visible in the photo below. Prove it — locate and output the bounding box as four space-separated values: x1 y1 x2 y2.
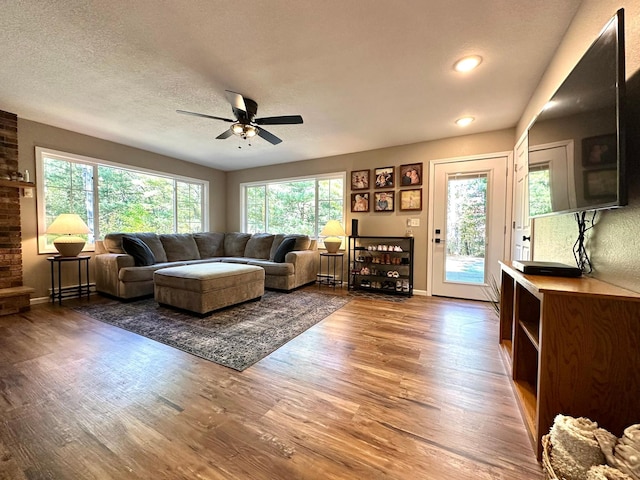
46 214 90 256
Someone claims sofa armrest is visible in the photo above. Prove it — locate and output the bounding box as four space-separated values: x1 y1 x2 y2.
94 253 135 296
285 249 319 285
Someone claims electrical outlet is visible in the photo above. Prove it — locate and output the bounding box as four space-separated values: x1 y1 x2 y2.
410 218 420 227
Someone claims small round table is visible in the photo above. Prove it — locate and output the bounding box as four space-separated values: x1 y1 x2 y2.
317 252 344 289
47 255 91 305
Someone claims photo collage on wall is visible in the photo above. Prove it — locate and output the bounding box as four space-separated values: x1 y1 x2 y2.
350 163 423 213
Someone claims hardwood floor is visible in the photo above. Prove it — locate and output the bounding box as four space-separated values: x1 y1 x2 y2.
0 287 543 479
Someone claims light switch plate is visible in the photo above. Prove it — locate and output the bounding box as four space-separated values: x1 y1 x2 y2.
410 218 420 227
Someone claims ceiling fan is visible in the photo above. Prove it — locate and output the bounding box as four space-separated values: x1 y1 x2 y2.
177 90 303 145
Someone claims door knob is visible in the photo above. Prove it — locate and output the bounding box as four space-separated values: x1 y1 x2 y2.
522 235 531 242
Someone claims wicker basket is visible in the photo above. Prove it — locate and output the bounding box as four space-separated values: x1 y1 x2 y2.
542 435 560 480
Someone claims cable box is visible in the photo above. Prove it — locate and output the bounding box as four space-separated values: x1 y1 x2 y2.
512 260 582 277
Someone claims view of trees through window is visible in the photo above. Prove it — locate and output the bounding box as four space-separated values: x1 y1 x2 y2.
38 150 206 252
528 164 552 217
446 175 487 258
244 176 344 239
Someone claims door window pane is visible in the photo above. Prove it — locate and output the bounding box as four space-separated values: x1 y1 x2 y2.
445 174 487 284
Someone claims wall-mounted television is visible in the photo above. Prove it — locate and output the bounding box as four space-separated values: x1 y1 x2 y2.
527 9 626 218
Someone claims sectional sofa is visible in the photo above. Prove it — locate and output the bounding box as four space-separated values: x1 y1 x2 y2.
94 232 319 300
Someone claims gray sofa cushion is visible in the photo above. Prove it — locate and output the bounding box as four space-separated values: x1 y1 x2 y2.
273 237 296 263
103 233 127 254
244 233 275 259
160 233 201 262
194 232 225 258
103 232 168 263
269 234 287 260
287 234 311 251
118 262 183 282
247 260 295 275
224 232 251 257
135 233 168 263
269 234 311 260
122 235 156 266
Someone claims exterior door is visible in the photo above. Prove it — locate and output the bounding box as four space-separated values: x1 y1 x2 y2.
430 155 508 301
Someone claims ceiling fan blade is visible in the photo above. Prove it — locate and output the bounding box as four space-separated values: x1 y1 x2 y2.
176 110 234 123
257 127 282 145
225 90 247 113
254 115 303 125
216 128 234 140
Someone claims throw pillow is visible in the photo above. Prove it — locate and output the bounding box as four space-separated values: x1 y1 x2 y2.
122 235 156 266
273 237 296 263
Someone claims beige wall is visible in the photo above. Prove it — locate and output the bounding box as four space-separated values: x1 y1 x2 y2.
517 0 640 293
17 119 227 300
227 128 515 293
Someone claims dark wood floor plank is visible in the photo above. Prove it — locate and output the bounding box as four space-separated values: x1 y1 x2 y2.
0 288 543 479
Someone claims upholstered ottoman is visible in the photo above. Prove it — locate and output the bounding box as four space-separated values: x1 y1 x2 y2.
154 263 265 314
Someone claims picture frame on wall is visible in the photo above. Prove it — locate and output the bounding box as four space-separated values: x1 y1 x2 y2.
374 167 394 189
399 163 423 186
350 169 370 190
350 192 370 212
374 191 394 212
582 134 616 167
399 189 422 211
584 168 617 199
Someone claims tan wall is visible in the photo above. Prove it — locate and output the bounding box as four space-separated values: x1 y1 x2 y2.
17 119 227 299
227 128 515 292
517 0 640 293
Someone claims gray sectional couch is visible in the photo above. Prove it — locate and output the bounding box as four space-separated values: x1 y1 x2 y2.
94 232 319 299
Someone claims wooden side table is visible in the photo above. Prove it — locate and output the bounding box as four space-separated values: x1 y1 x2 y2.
317 252 344 289
47 255 91 305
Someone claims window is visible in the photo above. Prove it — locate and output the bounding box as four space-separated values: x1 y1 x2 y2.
242 173 345 243
36 147 208 253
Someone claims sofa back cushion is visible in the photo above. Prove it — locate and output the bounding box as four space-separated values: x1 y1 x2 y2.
244 233 275 259
223 232 251 257
103 233 126 254
135 233 168 263
269 234 311 260
273 237 297 263
194 232 225 258
103 232 168 263
160 234 201 262
122 235 156 266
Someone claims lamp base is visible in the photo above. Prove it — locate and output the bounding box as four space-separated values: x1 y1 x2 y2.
324 238 341 254
53 236 86 257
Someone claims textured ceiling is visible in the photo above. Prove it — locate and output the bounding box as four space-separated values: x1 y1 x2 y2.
0 0 582 171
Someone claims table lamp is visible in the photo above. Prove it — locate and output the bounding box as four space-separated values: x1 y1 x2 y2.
321 220 345 253
46 213 90 256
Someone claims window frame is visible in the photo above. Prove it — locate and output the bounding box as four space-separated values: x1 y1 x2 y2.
240 172 346 240
35 147 209 254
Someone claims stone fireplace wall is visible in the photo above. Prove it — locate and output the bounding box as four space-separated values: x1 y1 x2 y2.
0 109 30 314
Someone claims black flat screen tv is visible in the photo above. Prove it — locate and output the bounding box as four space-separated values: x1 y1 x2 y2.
527 9 626 218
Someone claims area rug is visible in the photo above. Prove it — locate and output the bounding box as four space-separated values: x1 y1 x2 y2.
74 290 350 371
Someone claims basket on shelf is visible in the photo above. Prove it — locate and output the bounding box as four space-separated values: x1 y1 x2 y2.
541 435 559 480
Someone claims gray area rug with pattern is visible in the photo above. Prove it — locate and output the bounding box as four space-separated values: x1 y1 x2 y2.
75 290 350 371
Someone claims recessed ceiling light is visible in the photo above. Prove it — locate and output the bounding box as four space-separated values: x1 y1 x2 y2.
454 55 483 72
455 116 475 127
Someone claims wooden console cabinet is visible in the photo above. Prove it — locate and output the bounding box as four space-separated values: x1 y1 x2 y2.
499 261 640 459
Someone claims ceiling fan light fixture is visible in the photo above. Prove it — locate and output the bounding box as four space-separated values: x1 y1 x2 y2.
454 55 483 72
231 123 258 138
245 125 257 138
